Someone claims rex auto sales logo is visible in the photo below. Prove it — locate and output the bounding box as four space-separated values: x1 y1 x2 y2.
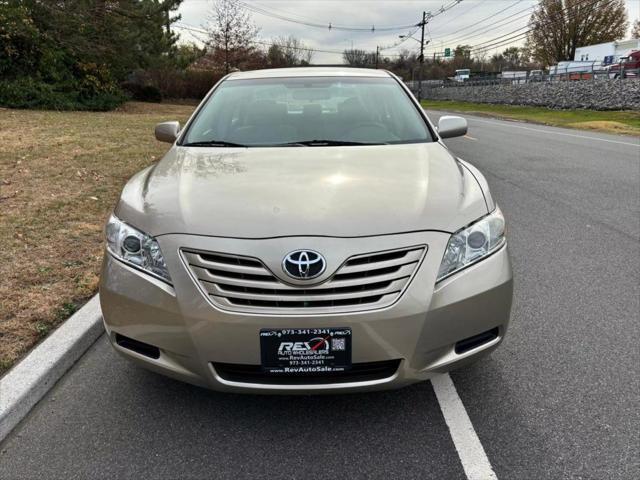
278 336 330 355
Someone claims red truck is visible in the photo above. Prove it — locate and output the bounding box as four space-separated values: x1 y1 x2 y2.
608 50 640 78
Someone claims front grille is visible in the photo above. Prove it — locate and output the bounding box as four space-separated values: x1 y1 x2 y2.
213 360 402 385
182 245 426 314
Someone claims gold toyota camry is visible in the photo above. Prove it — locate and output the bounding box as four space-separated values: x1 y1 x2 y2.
100 67 513 393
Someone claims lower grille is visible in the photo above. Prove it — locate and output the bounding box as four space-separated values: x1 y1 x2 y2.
182 245 426 314
213 360 402 385
228 294 384 309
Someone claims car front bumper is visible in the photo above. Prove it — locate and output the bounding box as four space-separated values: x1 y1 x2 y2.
99 231 513 394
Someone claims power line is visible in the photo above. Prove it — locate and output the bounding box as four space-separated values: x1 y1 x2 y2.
174 24 342 54
379 26 422 52
469 0 615 54
179 0 614 64
238 0 413 31
236 0 465 33
237 0 418 32
253 39 346 55
427 0 489 34
419 1 534 61
436 8 532 46
174 22 210 42
420 0 614 57
428 0 533 38
380 2 469 55
173 22 408 57
472 29 529 53
177 0 467 60
424 0 468 22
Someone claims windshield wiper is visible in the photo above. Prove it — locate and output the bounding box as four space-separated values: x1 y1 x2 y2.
275 139 387 147
182 139 386 148
181 140 248 147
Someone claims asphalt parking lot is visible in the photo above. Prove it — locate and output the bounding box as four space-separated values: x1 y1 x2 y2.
1 113 638 479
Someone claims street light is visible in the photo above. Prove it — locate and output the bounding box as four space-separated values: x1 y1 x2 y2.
399 35 421 44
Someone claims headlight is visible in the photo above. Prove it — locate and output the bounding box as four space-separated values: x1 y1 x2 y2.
437 207 506 282
105 214 172 283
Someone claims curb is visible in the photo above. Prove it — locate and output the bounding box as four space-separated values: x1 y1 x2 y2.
0 294 104 443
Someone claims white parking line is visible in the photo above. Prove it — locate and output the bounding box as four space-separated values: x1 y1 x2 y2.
467 117 639 148
431 373 497 480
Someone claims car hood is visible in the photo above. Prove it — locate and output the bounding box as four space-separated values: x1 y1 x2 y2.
116 143 488 238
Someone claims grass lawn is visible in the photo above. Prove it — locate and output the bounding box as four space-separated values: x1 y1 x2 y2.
421 100 640 137
0 102 195 374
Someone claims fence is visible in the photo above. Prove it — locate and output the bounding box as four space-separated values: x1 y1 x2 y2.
407 68 639 95
412 77 640 110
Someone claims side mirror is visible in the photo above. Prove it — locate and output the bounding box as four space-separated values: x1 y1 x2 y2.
437 116 467 139
155 121 180 143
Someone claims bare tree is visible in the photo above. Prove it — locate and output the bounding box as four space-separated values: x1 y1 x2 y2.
526 0 628 65
267 36 312 67
206 0 259 73
343 49 376 67
632 19 640 39
386 49 419 79
488 47 526 72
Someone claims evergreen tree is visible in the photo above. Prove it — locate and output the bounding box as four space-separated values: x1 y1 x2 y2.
0 0 184 110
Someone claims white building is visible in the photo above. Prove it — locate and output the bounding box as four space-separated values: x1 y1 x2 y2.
574 39 640 65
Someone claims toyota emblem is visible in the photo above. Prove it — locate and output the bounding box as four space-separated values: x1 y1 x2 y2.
282 250 326 280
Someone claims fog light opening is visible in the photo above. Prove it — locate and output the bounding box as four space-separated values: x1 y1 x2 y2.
115 333 160 359
454 327 499 355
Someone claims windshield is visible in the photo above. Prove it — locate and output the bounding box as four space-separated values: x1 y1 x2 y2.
181 76 434 147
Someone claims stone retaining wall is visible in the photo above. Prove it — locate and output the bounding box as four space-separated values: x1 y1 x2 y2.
422 79 640 110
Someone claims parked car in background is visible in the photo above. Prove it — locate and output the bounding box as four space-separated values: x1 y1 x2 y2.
453 69 470 82
529 70 544 81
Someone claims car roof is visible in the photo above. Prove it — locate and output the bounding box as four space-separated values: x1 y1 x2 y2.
226 67 392 80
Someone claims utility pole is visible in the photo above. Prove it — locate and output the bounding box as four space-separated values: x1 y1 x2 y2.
375 46 380 69
418 11 426 102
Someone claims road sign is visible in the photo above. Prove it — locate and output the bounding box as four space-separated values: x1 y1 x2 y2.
444 48 451 58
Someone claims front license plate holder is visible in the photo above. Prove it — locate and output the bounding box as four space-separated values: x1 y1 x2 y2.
260 328 352 374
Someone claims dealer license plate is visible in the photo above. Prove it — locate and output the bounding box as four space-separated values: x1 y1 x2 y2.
260 328 352 374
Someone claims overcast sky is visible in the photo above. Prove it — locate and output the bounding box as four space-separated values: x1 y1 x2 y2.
175 0 640 63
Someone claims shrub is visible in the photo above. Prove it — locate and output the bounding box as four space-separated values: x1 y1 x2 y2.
138 85 163 103
121 82 163 102
0 78 73 110
0 77 127 111
74 91 129 111
127 68 222 100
